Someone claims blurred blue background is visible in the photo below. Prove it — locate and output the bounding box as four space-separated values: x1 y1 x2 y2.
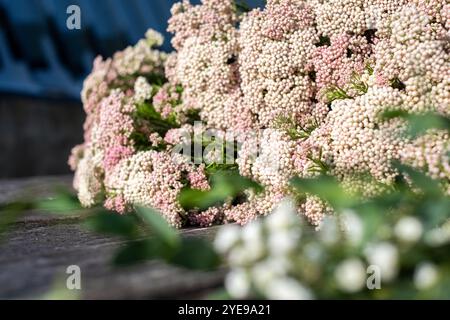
0 0 264 178
0 0 265 99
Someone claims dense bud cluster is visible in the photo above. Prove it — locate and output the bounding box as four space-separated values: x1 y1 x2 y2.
71 1 449 227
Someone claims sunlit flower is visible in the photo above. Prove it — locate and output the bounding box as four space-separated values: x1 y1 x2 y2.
225 268 251 299
395 216 423 243
414 262 439 290
365 242 399 282
334 258 367 293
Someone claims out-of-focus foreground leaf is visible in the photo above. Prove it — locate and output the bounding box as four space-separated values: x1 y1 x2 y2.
178 170 263 210
290 175 358 209
381 110 450 137
84 211 140 238
135 206 180 248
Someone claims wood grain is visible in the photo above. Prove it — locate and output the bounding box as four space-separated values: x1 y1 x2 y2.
0 176 225 299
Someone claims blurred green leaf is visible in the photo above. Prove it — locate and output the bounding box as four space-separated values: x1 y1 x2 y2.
290 175 357 209
35 190 82 213
135 206 180 248
113 239 169 266
179 170 263 210
394 162 443 197
84 211 139 238
171 238 221 270
207 288 232 300
420 199 450 229
0 201 33 240
381 110 450 137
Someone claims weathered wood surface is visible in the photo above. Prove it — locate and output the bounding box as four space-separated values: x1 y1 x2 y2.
0 176 225 299
0 96 84 178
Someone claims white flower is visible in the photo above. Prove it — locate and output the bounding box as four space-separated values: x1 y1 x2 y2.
394 216 423 243
414 262 439 290
365 242 399 282
228 246 250 267
334 258 367 293
214 224 241 254
425 222 450 247
265 277 314 300
225 268 251 299
251 258 289 291
145 29 164 47
303 243 325 263
341 209 364 246
133 77 153 103
318 216 340 246
266 198 299 232
242 220 265 260
268 230 300 256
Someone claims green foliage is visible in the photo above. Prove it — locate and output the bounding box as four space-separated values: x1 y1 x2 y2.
291 175 358 209
178 170 263 211
350 72 369 95
172 238 221 270
0 189 220 271
306 148 330 175
35 189 82 213
381 109 450 137
274 115 319 140
135 206 180 248
84 212 139 238
0 201 33 242
323 85 352 103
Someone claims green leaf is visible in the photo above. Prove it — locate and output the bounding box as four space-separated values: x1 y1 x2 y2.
34 190 82 214
113 239 169 266
207 288 232 300
0 201 33 240
178 171 263 210
135 206 180 248
84 211 139 238
419 199 450 229
171 238 221 270
381 110 450 137
290 175 357 209
394 162 443 197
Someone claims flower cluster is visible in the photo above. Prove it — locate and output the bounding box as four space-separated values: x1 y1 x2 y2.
216 195 450 299
71 1 449 227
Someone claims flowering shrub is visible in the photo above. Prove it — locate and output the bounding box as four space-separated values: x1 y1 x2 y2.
216 165 450 299
70 0 449 228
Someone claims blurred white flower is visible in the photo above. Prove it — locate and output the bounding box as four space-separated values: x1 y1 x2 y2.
145 29 164 47
225 268 251 299
425 222 450 247
414 262 439 290
266 198 299 232
318 216 340 246
303 243 325 263
242 220 266 261
365 242 399 282
251 258 289 291
265 277 314 300
394 216 423 243
214 224 241 254
133 77 153 103
268 230 300 256
228 246 251 266
341 209 364 246
334 258 367 293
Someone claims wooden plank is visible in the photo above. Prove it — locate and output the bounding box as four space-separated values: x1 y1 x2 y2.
0 176 224 299
0 96 84 178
